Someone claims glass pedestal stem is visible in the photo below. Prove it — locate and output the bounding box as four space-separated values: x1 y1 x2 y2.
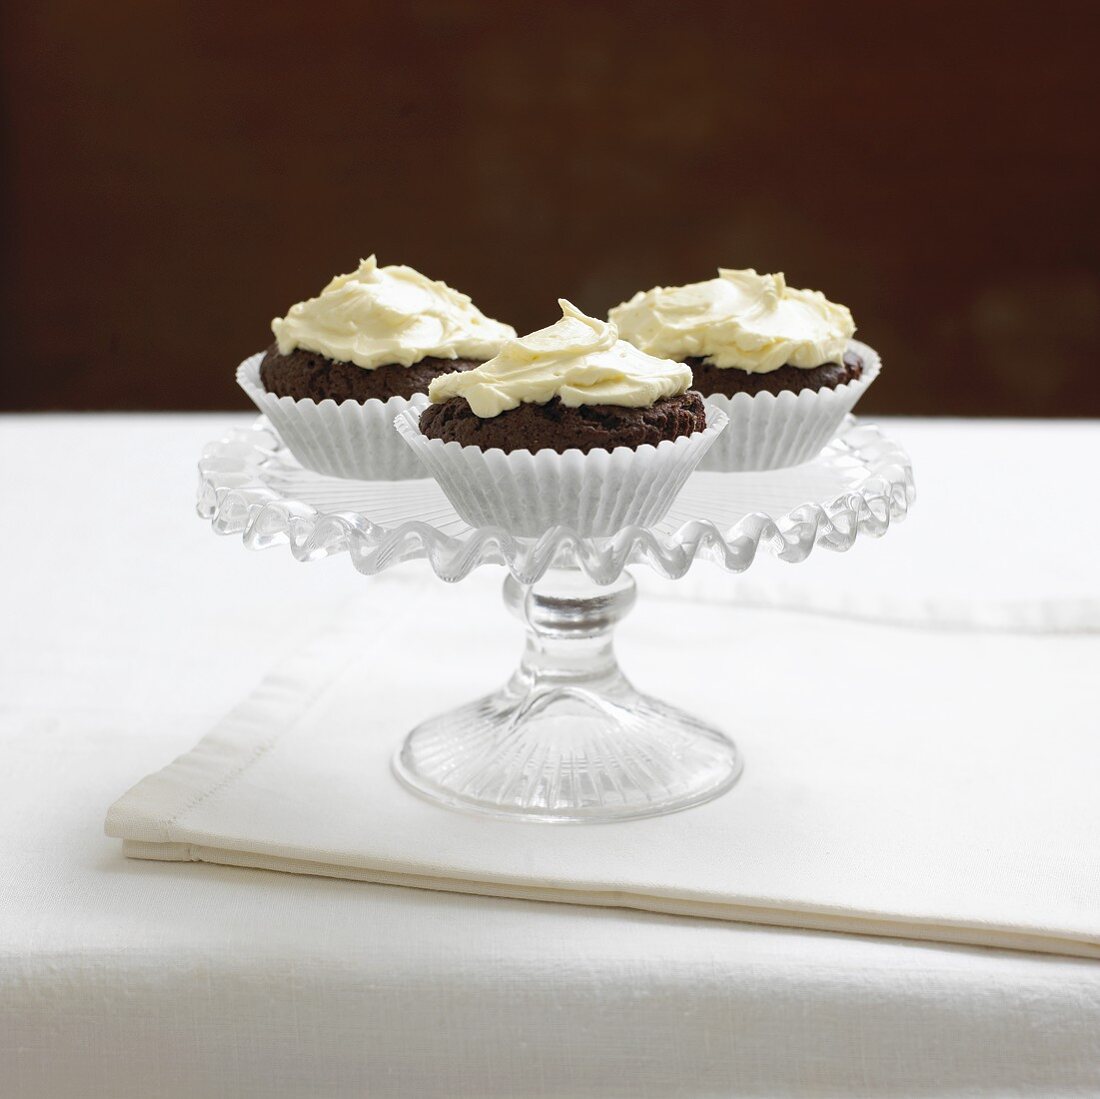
393 570 742 823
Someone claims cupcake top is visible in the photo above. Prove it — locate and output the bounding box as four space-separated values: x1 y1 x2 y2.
428 300 692 418
271 256 516 370
609 268 855 373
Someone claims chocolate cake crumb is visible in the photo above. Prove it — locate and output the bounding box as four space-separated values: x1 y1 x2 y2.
687 350 863 397
419 391 708 454
259 343 481 402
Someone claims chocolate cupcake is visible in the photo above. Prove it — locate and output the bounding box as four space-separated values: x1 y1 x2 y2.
238 256 515 481
610 269 880 471
395 300 727 536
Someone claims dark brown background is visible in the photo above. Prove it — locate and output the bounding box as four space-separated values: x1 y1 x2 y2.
3 0 1099 415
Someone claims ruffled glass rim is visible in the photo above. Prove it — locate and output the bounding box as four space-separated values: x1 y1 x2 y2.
197 414 914 585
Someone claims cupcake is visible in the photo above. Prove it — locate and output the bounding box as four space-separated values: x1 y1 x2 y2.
609 268 879 471
394 300 727 536
238 256 515 480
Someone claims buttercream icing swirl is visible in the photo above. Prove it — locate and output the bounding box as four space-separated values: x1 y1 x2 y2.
428 300 692 418
272 256 515 370
609 268 855 373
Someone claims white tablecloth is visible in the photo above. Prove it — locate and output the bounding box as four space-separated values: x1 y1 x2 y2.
3 414 1100 1098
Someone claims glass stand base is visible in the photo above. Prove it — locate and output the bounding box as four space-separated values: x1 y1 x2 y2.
393 572 742 823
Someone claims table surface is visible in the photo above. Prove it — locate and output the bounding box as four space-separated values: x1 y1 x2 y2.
3 414 1099 1099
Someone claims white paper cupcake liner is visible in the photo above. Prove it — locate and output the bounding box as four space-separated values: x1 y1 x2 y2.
236 352 430 481
394 403 728 537
697 340 881 472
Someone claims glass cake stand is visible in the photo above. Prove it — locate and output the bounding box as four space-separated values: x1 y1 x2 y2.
198 417 914 823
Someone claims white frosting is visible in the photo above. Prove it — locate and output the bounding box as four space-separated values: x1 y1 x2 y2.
609 268 855 373
428 300 692 418
271 256 515 370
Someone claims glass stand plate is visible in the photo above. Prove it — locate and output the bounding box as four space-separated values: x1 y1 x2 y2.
198 416 914 822
199 416 913 585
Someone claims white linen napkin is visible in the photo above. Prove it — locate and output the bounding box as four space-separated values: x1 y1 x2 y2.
107 570 1100 959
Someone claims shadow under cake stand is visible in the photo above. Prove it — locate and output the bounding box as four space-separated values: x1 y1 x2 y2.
198 417 914 823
